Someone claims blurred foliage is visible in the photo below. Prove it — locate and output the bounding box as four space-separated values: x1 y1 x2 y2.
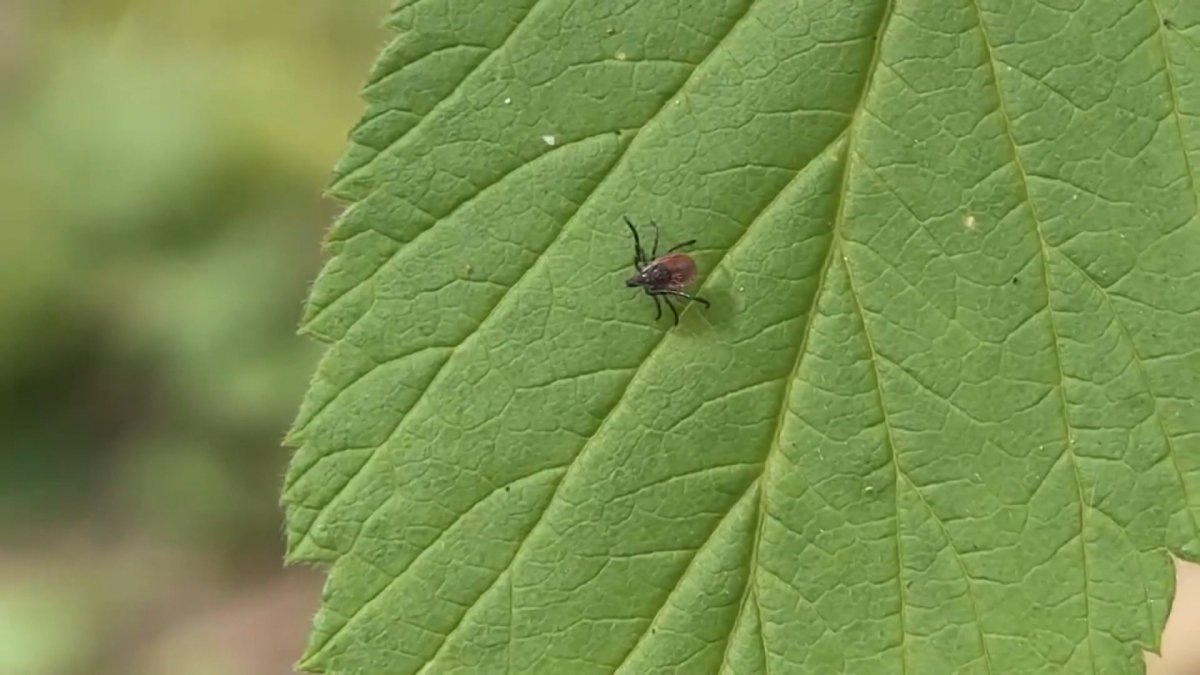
0 0 385 672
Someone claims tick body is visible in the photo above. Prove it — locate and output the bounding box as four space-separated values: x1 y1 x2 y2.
623 216 710 325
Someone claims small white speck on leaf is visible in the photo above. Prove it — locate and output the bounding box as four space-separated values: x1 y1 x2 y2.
504 97 512 104
615 51 627 61
542 134 557 146
964 214 979 232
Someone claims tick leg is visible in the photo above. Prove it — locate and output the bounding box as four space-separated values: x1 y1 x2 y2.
666 239 696 253
651 293 663 321
624 216 646 266
653 290 711 308
662 295 680 325
650 220 660 258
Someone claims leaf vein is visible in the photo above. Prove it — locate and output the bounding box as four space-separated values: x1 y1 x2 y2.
610 482 760 674
967 1 1098 669
305 465 568 664
335 0 545 190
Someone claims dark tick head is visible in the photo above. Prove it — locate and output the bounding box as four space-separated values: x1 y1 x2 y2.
627 262 677 291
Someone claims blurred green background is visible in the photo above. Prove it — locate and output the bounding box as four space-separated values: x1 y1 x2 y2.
0 0 384 672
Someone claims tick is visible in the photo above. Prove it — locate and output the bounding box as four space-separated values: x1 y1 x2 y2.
623 216 710 325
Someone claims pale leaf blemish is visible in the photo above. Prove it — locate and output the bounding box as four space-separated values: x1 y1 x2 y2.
542 134 557 146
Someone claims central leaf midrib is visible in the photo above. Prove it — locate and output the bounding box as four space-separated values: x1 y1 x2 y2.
722 2 898 672
968 0 1099 669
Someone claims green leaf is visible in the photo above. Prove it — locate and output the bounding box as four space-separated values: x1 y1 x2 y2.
283 0 1200 672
